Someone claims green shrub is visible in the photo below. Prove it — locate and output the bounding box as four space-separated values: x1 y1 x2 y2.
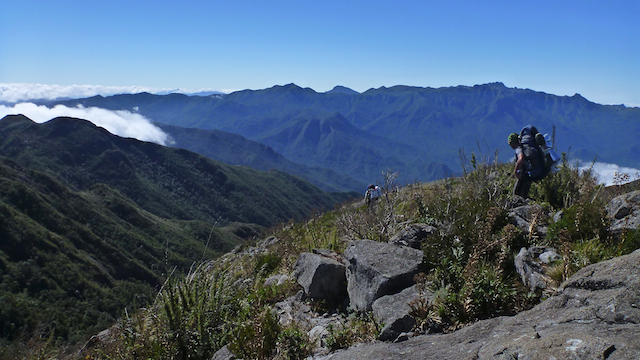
324 314 378 352
255 253 282 277
462 264 516 320
618 229 640 255
324 324 352 352
160 266 240 360
530 155 601 209
228 308 280 360
85 263 240 360
276 326 313 360
547 202 609 246
544 201 640 280
409 273 444 334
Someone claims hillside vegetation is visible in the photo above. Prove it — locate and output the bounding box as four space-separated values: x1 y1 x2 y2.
0 155 249 344
0 115 355 349
0 115 354 226
10 153 639 359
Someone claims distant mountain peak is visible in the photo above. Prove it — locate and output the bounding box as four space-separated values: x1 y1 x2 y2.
471 82 506 89
266 83 318 94
327 86 359 95
1 114 34 125
280 83 304 90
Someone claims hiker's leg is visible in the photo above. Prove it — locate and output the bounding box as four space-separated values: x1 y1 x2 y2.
513 178 522 197
521 178 532 198
513 177 532 198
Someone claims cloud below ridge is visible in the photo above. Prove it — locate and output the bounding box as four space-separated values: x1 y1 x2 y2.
0 102 170 146
580 162 640 186
0 83 226 103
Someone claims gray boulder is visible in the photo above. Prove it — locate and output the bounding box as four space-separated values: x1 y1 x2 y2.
345 240 424 312
274 291 309 328
210 345 236 360
539 249 561 264
389 223 436 249
275 292 344 357
514 246 560 292
508 204 549 239
293 251 347 306
264 273 291 287
372 285 423 342
607 190 640 233
553 210 564 223
242 235 280 256
315 249 640 360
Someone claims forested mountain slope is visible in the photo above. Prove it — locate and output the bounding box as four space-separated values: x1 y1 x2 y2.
155 123 366 192
0 115 353 226
0 114 354 345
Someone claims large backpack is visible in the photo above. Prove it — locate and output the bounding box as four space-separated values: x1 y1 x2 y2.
535 132 559 170
519 125 549 181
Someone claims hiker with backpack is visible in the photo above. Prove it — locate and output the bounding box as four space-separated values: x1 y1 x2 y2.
508 125 559 199
364 184 382 207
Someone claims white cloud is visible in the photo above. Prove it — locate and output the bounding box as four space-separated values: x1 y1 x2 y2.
0 83 160 103
0 103 171 146
0 83 228 103
580 162 640 186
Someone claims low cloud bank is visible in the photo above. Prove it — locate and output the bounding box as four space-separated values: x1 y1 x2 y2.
0 83 162 103
0 83 227 103
581 162 640 186
0 103 170 145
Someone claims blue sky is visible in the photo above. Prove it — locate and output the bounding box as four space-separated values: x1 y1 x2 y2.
1 0 639 105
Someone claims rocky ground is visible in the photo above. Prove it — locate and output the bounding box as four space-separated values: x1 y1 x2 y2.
211 191 640 360
317 248 640 359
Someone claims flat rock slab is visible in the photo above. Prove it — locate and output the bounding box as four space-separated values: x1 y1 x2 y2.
372 285 423 342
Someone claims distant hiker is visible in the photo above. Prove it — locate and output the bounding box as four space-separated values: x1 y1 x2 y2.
508 125 559 199
364 184 382 207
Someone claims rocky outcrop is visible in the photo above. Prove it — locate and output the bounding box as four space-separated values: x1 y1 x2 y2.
274 291 343 357
211 345 236 360
293 250 347 306
292 240 424 313
514 246 561 292
345 240 424 312
289 240 426 350
607 190 640 234
264 273 291 287
388 223 436 249
508 204 549 239
316 249 640 359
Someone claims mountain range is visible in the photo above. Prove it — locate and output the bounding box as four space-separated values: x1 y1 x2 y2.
56 83 640 190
